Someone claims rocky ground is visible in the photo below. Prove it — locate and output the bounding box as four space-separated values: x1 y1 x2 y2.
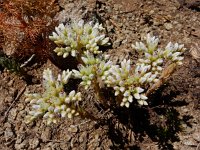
0 0 200 149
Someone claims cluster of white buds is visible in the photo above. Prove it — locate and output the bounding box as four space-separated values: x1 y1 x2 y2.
25 17 187 125
97 58 112 81
97 34 186 107
72 52 100 89
132 34 186 85
49 20 110 58
134 63 159 85
132 34 163 81
163 42 186 65
72 52 112 90
48 25 186 109
25 69 81 124
100 59 148 107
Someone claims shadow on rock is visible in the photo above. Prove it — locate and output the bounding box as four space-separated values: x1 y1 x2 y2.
106 86 192 150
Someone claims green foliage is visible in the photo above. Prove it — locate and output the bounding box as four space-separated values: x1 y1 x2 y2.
0 55 21 74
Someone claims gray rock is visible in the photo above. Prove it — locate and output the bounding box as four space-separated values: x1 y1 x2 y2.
65 134 72 142
14 140 28 150
182 138 197 146
79 131 87 143
15 143 24 150
4 128 15 142
180 146 196 150
8 108 17 120
4 122 12 128
41 127 52 142
15 134 25 144
192 132 200 142
29 138 40 149
164 23 173 30
106 6 112 13
68 125 78 133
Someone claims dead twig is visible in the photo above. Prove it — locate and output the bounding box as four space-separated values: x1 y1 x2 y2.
20 54 35 68
146 63 177 96
1 85 27 123
109 18 122 32
73 120 92 128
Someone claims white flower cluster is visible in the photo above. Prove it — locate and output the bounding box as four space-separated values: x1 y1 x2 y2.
100 59 148 107
49 20 110 58
25 69 81 124
99 34 186 107
163 42 186 65
72 52 99 89
71 34 186 108
132 34 186 85
132 34 162 85
98 58 113 81
72 52 112 90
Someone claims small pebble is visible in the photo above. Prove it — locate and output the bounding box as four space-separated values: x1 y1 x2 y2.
182 138 197 146
192 132 200 142
68 125 78 133
41 127 52 142
65 134 72 142
4 129 15 141
29 138 40 149
164 23 173 30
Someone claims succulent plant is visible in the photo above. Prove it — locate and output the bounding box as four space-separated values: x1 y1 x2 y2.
71 34 186 108
100 59 148 107
99 34 186 107
72 52 112 89
25 21 186 124
25 69 81 124
49 20 110 59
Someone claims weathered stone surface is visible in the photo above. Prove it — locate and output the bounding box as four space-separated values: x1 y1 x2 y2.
192 131 200 142
4 128 15 142
68 125 78 133
41 127 52 142
182 138 197 146
29 138 40 149
164 23 173 30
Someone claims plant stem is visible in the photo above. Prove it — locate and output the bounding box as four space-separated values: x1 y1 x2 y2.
93 75 109 108
78 109 98 121
76 35 84 64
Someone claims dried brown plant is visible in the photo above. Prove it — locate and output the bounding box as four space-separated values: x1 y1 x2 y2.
0 0 59 60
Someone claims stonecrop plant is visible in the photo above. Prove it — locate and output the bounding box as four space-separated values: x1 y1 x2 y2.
25 69 81 124
49 20 110 62
25 19 186 124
